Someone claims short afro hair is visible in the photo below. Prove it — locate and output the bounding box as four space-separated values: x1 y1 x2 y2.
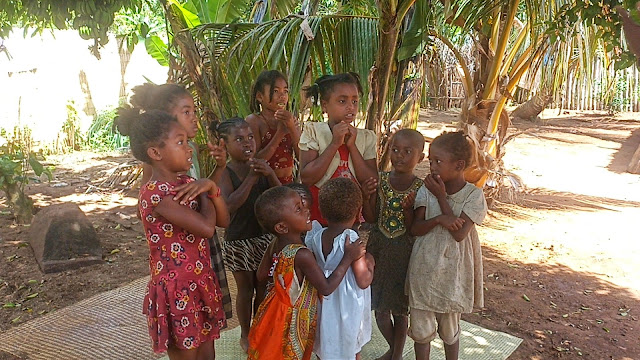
430 131 472 168
255 186 298 233
392 128 425 152
319 178 362 223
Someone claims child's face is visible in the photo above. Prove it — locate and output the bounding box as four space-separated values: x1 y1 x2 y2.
321 83 360 124
428 144 462 182
257 78 289 113
390 135 424 174
170 95 198 139
224 126 256 161
279 192 312 234
156 122 193 173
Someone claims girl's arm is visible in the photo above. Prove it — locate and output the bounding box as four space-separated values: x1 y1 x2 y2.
207 139 227 184
345 127 377 184
401 191 417 229
153 185 219 238
299 122 349 185
250 158 281 187
410 206 464 237
295 235 365 296
218 168 259 214
246 114 266 155
361 176 378 223
448 212 475 242
276 110 301 157
171 179 230 228
257 238 277 282
352 253 375 289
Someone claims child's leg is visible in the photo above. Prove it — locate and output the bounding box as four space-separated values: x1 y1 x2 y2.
407 308 437 360
374 310 394 360
435 313 461 360
253 271 267 315
167 346 198 360
390 314 408 360
232 270 256 352
196 340 215 360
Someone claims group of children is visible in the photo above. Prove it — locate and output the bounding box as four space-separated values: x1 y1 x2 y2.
115 69 487 360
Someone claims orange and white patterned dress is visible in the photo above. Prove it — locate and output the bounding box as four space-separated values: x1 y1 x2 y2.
248 243 318 360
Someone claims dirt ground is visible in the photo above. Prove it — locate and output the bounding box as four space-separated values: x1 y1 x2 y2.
1 110 639 359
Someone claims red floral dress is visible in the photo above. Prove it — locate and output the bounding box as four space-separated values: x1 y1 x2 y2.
261 127 295 184
139 175 225 353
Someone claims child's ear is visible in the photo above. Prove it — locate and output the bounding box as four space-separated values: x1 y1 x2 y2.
320 99 328 113
147 147 162 161
418 152 425 162
456 159 466 171
274 221 288 235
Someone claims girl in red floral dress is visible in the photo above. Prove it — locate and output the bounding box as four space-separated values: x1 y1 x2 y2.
114 108 227 360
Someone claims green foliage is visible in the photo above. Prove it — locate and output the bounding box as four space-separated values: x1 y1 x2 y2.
111 0 166 54
60 100 83 152
0 127 53 222
85 108 130 152
546 0 638 70
0 0 144 58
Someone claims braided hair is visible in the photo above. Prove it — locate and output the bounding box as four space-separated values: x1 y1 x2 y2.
211 117 250 142
302 72 363 107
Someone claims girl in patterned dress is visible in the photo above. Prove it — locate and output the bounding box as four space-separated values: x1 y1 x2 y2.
114 109 227 359
406 131 488 360
246 70 300 184
361 129 426 360
248 186 366 360
215 117 281 352
299 73 378 225
127 83 233 324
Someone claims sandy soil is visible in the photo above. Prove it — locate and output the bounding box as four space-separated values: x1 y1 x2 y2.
1 110 639 359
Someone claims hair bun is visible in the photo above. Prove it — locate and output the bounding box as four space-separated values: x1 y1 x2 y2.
113 106 141 137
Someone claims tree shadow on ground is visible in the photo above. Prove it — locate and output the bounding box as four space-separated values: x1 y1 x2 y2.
467 245 640 360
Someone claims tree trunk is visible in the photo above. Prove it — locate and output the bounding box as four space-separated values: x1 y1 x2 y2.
3 182 34 224
511 92 552 121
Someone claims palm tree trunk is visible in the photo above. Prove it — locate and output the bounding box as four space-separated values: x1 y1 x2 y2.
2 183 34 224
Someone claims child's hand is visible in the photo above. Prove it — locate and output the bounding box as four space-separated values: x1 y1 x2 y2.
401 191 417 211
361 176 378 200
331 122 350 146
343 234 366 262
172 179 218 205
424 174 447 199
207 139 227 168
439 214 465 231
345 124 357 148
275 109 295 129
249 158 274 177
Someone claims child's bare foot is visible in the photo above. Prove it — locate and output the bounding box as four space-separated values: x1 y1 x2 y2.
376 349 392 360
240 337 249 353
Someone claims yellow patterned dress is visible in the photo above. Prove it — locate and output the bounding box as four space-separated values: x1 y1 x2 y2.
247 243 318 360
367 172 423 316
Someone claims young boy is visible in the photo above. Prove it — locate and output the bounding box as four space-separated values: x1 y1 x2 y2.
248 186 366 360
305 178 376 359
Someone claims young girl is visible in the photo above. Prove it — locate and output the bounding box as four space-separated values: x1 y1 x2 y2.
361 129 425 360
406 131 488 360
299 72 378 225
246 70 300 184
306 177 375 360
215 117 280 352
113 108 226 359
249 186 366 360
128 83 233 323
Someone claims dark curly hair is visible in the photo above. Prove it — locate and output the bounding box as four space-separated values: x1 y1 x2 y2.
285 182 313 207
430 131 472 168
319 178 362 223
393 128 425 152
255 186 298 233
302 72 363 107
113 108 177 164
249 70 288 113
129 83 192 113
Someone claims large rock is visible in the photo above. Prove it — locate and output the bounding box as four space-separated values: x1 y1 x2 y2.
28 203 102 273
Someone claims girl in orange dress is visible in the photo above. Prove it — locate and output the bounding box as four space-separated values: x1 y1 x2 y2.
247 186 366 359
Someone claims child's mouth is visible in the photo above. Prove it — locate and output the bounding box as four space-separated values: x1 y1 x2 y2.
277 103 286 109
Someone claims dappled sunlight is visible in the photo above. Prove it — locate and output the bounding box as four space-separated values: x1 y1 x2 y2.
474 245 640 357
40 192 137 214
